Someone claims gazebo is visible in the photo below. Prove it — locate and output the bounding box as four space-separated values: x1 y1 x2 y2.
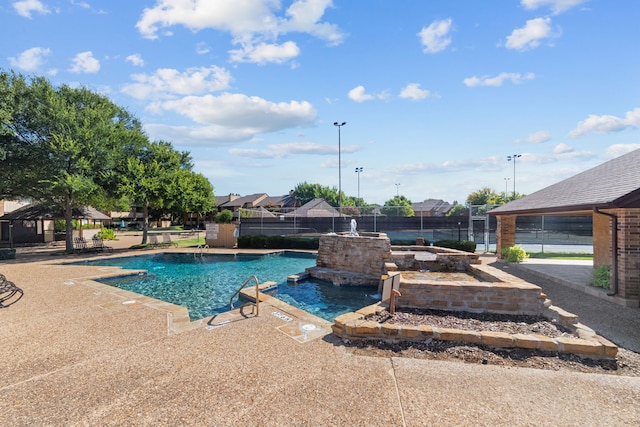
0 203 111 246
489 148 640 307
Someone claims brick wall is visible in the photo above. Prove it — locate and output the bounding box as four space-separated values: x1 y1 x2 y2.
592 211 611 268
616 208 640 301
495 215 516 258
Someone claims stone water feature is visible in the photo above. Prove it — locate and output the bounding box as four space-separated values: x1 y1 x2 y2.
306 231 618 359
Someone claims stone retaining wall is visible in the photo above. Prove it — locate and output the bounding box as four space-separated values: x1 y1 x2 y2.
395 264 548 316
332 303 618 359
315 233 391 276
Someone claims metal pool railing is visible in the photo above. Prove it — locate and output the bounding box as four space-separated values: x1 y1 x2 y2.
229 275 260 316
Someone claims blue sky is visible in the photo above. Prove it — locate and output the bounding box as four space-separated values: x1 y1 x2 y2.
2 0 639 205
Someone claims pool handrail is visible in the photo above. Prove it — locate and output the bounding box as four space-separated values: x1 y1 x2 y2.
229 275 260 316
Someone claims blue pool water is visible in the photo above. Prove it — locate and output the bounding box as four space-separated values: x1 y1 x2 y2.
72 252 378 321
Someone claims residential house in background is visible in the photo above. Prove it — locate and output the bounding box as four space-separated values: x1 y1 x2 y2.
412 199 452 217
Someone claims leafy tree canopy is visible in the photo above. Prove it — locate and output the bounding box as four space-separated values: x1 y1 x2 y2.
0 70 147 252
381 195 414 217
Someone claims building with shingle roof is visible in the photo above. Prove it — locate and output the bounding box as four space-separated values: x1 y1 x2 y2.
489 148 640 306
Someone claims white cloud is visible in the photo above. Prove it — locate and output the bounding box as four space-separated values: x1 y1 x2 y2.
13 0 50 18
69 51 100 73
125 54 144 67
229 41 300 64
348 85 388 102
463 72 535 87
604 143 640 159
8 47 51 71
521 0 588 15
157 93 317 132
229 141 360 159
569 108 640 137
418 18 453 54
399 83 431 100
135 0 344 64
145 123 257 146
553 142 573 154
122 66 232 100
515 130 551 144
195 42 210 54
505 17 559 51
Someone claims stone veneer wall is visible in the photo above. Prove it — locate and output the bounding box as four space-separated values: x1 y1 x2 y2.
315 233 392 277
395 264 548 316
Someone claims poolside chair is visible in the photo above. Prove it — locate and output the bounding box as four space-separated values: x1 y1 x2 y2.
148 234 160 247
162 232 178 247
73 237 93 253
0 274 23 308
92 236 113 253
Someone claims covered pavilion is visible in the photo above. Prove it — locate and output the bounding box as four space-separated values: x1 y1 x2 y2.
489 148 640 307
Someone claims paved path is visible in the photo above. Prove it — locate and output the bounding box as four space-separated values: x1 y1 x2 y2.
0 249 639 425
487 256 640 353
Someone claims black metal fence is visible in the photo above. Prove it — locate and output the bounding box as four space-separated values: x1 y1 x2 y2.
237 209 593 249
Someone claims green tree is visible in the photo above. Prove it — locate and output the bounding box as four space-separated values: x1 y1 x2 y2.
447 202 469 217
170 169 215 228
466 187 501 206
293 182 340 206
119 141 211 244
0 70 147 252
381 195 414 216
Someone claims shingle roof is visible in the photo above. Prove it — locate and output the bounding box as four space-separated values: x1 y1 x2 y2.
0 203 111 221
489 148 640 215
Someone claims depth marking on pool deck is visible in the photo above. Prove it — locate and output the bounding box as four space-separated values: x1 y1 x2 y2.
272 311 293 322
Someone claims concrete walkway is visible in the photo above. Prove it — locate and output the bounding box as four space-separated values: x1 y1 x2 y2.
1 245 639 425
487 256 640 353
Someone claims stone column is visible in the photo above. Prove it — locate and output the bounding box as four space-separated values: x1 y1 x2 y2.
496 215 516 259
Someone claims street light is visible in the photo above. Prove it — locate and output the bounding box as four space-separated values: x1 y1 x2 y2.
504 177 510 198
355 167 363 200
507 154 521 200
334 121 346 207
395 183 400 197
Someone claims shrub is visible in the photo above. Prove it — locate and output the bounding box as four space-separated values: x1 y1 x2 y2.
434 240 477 253
96 228 116 240
215 209 234 223
591 265 610 290
501 246 528 263
236 235 319 250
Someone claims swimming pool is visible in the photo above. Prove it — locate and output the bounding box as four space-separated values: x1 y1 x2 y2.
72 252 378 321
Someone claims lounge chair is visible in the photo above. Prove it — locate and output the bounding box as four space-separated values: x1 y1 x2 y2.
148 235 160 247
73 237 93 253
0 274 23 308
162 232 178 247
92 236 113 252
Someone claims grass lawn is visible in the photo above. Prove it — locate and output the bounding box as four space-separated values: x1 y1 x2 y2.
175 236 207 247
527 252 593 260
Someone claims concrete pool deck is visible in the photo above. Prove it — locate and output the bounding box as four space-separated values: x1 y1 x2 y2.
1 236 639 425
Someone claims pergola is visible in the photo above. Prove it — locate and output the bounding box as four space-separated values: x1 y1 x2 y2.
489 149 640 307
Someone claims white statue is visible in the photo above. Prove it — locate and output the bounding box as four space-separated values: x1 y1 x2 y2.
349 218 359 236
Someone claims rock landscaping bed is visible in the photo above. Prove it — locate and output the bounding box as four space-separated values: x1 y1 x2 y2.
342 307 640 377
368 308 574 338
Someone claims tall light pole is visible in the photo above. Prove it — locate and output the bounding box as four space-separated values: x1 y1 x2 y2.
507 154 521 200
395 183 400 197
334 122 346 207
504 177 510 198
355 167 363 200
